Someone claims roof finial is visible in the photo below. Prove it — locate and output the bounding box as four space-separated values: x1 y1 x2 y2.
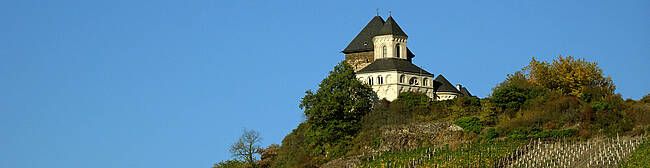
389 10 392 17
376 8 379 16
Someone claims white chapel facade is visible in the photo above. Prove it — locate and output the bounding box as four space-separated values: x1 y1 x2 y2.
342 15 473 101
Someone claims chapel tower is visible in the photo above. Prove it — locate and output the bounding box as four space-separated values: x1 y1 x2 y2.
342 15 473 101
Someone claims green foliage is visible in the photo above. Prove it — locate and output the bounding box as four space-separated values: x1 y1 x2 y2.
490 72 547 115
482 127 498 140
450 96 482 117
300 62 377 144
213 160 246 168
504 127 578 140
272 123 317 168
265 56 648 167
620 138 650 168
487 55 645 139
530 129 578 139
454 116 482 134
274 61 377 166
361 140 526 167
624 97 650 127
392 92 431 116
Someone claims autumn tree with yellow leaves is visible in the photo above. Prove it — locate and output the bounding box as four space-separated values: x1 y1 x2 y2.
526 56 615 98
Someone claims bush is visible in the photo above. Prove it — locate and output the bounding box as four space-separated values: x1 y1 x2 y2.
272 123 318 168
530 129 578 139
392 92 431 116
213 160 246 168
490 72 547 116
450 96 482 117
454 116 483 134
482 127 498 140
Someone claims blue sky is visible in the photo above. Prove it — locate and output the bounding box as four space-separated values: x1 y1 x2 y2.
1 0 648 167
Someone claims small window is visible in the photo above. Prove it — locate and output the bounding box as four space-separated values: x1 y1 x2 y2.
382 46 387 58
409 77 419 85
368 76 374 85
378 76 384 84
423 78 428 86
400 75 405 83
395 44 401 58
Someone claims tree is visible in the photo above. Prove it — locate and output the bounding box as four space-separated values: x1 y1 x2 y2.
490 71 547 115
527 56 615 98
299 61 377 159
229 129 263 168
213 160 245 168
258 144 279 168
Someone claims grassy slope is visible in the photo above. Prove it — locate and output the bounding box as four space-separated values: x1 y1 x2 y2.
359 137 650 167
361 140 525 167
620 139 650 168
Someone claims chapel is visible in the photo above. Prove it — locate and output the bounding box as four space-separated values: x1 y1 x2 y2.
342 15 473 101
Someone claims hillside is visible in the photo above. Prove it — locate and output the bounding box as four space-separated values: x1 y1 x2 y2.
215 56 650 168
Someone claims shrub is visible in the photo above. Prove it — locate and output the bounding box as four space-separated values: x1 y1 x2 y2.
450 96 482 117
530 129 578 139
213 160 246 168
454 116 483 134
392 91 431 116
483 127 498 140
490 71 547 115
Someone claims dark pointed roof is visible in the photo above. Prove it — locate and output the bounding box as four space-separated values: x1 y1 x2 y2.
460 86 473 97
357 58 432 75
377 16 408 37
434 75 460 93
342 16 385 53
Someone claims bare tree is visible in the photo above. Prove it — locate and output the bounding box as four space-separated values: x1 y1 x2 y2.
230 129 262 168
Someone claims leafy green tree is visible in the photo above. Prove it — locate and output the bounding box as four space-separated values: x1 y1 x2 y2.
299 61 377 159
490 71 547 115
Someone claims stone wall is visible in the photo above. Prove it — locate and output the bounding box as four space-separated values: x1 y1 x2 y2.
345 51 374 72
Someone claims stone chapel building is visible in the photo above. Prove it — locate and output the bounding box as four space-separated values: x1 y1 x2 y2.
342 15 473 101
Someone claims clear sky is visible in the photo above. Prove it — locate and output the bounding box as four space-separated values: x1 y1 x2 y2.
1 0 648 167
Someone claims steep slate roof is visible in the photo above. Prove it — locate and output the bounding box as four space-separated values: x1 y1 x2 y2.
434 75 460 93
377 16 408 37
343 16 413 55
460 87 473 97
342 16 385 53
357 58 432 75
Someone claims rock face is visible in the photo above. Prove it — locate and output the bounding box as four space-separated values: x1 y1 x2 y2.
344 51 374 72
377 122 465 152
322 121 466 167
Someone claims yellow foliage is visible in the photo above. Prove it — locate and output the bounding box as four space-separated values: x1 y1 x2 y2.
526 56 614 97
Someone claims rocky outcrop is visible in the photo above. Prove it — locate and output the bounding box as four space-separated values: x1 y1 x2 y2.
322 121 467 167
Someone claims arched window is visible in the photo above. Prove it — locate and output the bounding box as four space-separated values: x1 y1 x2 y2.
377 75 384 84
399 75 405 83
395 44 401 58
423 78 428 86
382 46 387 58
368 76 373 85
409 77 419 86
